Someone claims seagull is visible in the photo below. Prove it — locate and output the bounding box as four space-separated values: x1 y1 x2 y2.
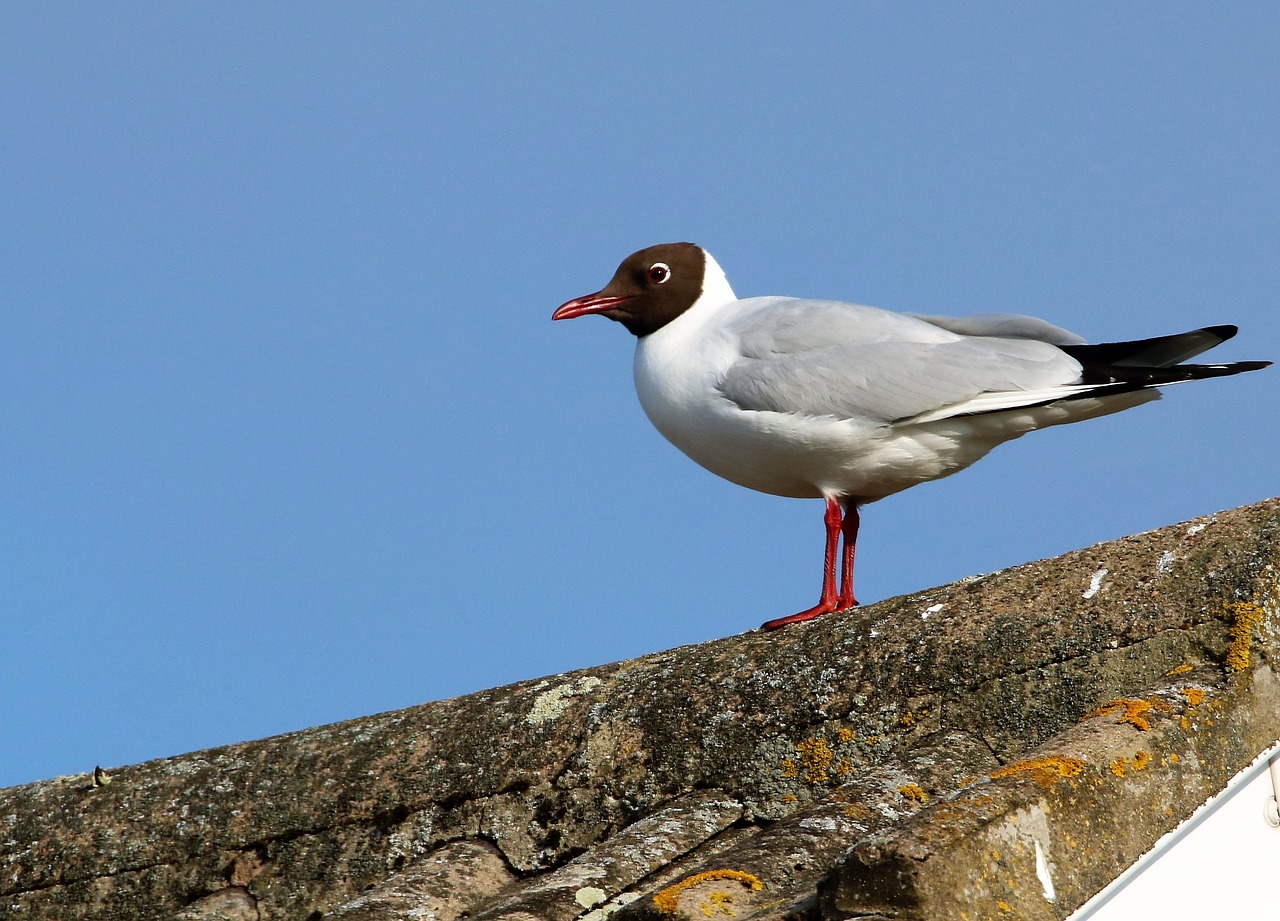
552 243 1269 630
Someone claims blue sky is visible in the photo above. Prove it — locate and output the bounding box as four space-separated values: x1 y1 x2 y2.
2 4 1276 788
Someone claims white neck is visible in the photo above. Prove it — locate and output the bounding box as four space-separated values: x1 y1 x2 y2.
699 250 737 308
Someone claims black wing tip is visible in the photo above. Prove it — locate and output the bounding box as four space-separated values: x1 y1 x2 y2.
1152 360 1270 381
1201 324 1238 342
1202 359 1271 372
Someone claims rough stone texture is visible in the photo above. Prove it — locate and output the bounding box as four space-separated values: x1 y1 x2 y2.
2 499 1278 921
326 839 514 921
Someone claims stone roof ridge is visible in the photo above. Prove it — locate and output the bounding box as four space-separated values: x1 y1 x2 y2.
2 498 1278 921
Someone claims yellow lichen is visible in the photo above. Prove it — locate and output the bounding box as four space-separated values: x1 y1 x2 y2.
701 891 736 917
928 806 966 824
780 758 798 779
653 870 764 914
1224 601 1264 672
898 783 929 804
901 711 917 726
836 727 857 743
779 793 797 805
990 756 1086 787
1180 687 1206 707
1110 750 1152 777
843 802 873 819
792 737 836 785
997 900 1013 913
1082 698 1154 731
1164 664 1194 677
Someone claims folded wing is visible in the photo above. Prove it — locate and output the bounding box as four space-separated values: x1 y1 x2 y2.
717 299 1268 427
718 298 1086 425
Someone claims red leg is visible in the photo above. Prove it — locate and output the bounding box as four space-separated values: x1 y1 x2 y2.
838 503 860 609
761 497 845 630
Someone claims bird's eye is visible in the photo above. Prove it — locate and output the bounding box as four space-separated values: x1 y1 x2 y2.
648 263 671 284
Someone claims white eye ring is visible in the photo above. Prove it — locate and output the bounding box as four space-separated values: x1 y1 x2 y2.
648 262 671 284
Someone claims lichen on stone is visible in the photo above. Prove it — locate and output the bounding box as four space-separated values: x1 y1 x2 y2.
701 890 736 917
990 756 1086 787
1180 687 1206 708
787 737 836 785
1082 698 1154 732
652 870 764 914
1223 600 1265 672
526 676 603 725
1108 751 1152 777
897 783 928 804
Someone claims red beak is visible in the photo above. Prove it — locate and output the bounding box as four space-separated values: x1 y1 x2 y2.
552 292 634 321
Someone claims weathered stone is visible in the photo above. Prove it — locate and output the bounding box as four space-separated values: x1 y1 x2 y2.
2 498 1277 921
325 839 514 920
172 887 258 921
614 730 999 920
467 791 742 921
823 666 1280 919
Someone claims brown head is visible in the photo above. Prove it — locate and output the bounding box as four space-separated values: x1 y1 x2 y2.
552 242 708 338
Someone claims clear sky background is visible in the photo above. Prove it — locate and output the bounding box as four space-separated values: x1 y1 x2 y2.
2 4 1276 794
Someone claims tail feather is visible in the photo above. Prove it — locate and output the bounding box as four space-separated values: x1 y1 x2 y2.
1055 324 1268 391
902 324 1266 425
1078 359 1271 388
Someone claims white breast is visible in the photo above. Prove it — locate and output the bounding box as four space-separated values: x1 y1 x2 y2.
631 271 894 500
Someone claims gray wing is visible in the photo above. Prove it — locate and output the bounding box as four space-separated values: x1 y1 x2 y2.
909 312 1087 346
717 298 1088 424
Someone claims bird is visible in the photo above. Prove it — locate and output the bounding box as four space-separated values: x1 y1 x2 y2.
552 243 1269 631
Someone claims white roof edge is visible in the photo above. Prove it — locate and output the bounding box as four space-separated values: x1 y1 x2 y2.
1071 738 1280 919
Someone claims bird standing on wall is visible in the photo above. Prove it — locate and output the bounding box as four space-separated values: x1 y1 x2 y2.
553 243 1269 630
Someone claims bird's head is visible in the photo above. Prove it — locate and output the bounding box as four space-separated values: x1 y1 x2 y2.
552 242 711 338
